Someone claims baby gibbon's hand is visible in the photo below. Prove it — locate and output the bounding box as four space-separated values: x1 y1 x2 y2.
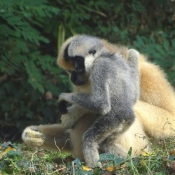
22 126 45 148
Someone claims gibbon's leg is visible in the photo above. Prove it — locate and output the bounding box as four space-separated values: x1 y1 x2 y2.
82 109 135 168
134 100 175 139
69 113 99 159
22 124 71 152
137 56 175 139
103 117 149 157
63 111 149 160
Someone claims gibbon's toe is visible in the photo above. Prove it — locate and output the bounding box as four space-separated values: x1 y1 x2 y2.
22 126 45 147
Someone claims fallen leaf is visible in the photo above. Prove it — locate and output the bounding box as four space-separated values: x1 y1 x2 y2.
107 166 114 172
5 147 16 153
141 151 155 157
0 147 16 159
170 149 175 155
82 165 92 171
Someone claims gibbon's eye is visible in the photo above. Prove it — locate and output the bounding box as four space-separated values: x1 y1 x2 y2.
89 49 96 55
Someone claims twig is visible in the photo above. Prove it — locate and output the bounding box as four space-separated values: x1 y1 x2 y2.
54 137 65 166
29 150 38 175
62 139 70 149
72 160 75 175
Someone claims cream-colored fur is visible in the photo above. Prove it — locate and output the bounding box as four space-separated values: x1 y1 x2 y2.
22 36 175 161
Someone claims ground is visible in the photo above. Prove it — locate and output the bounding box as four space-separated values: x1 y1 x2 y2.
1 139 175 175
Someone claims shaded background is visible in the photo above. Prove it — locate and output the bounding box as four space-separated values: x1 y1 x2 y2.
0 0 175 141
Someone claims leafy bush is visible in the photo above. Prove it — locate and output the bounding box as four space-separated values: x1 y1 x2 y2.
0 0 174 140
0 0 71 140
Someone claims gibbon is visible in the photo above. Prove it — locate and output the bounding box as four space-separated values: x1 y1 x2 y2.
57 35 140 167
22 35 175 167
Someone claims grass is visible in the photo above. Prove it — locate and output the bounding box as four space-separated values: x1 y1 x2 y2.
0 139 175 175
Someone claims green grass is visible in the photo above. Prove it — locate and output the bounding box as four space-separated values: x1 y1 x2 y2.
0 139 175 175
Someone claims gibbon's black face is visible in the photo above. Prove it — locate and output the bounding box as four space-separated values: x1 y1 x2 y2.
70 71 87 86
64 44 87 86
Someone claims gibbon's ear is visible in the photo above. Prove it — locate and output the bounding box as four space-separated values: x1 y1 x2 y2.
57 36 78 70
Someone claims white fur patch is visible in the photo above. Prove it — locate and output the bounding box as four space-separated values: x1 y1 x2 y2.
84 55 96 73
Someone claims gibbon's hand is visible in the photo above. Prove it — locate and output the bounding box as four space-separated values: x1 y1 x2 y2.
22 126 45 148
58 100 68 115
58 93 74 105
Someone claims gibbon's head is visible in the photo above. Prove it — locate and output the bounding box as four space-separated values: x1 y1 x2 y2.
57 35 105 86
57 34 128 86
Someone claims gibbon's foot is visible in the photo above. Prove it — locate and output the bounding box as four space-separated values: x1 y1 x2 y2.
83 141 102 168
83 148 102 168
22 126 45 148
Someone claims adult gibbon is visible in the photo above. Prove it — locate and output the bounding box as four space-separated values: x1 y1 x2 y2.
22 35 175 165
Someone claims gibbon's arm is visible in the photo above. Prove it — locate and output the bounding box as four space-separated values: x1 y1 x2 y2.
22 124 71 151
58 59 111 115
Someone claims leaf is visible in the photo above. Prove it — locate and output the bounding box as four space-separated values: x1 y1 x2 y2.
114 156 124 165
141 151 156 157
73 158 82 167
25 60 45 93
4 147 16 153
0 147 16 159
99 153 115 161
163 39 170 52
106 166 114 172
82 165 92 171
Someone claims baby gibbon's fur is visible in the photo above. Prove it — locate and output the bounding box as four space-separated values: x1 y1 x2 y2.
22 35 175 162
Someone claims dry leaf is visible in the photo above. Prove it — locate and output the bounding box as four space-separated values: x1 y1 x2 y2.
141 151 154 157
82 165 92 171
107 166 114 172
0 147 16 159
170 149 175 155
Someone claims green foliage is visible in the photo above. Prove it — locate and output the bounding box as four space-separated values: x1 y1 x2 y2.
0 0 71 138
0 0 175 140
1 140 175 174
